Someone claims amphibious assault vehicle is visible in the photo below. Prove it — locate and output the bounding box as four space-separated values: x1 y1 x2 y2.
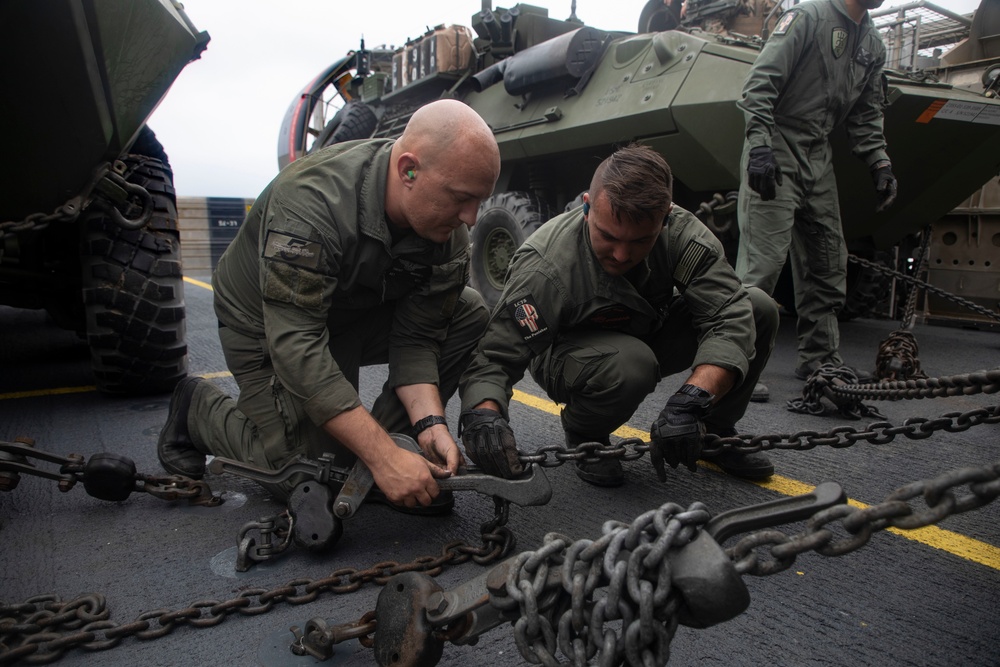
278 0 1000 323
0 0 209 393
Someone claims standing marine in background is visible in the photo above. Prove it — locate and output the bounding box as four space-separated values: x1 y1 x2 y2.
735 0 897 382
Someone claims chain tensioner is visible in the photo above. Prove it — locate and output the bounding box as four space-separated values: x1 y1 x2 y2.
0 438 220 506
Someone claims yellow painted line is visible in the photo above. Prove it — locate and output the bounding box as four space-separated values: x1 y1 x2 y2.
184 276 213 291
511 389 1000 571
0 372 233 401
0 385 97 401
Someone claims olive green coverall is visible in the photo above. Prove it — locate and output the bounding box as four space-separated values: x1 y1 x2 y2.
187 140 488 497
459 205 778 440
735 0 889 369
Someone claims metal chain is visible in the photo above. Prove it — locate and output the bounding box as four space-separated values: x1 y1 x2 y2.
874 330 926 381
0 526 514 665
0 162 114 237
4 396 998 663
491 503 710 667
236 511 295 571
512 402 999 468
786 364 889 419
0 440 220 507
729 459 1000 575
848 254 1000 323
490 458 999 666
899 227 933 329
788 367 1000 418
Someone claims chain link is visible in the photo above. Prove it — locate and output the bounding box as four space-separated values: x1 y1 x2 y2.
787 367 1000 418
0 441 220 507
875 330 926 381
729 459 1000 576
4 395 998 663
512 402 999 466
491 503 710 666
0 527 513 664
899 227 932 329
492 458 1000 665
0 163 116 238
848 254 1000 323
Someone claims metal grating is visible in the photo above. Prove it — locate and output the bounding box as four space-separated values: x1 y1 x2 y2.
870 1 975 68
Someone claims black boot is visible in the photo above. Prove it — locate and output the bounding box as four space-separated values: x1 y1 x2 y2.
157 376 208 478
701 427 774 480
566 430 624 487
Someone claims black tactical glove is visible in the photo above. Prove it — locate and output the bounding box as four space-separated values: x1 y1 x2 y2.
747 146 783 201
459 408 524 479
649 384 714 480
871 160 897 212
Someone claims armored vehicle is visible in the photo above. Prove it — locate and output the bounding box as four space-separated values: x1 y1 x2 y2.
0 0 209 393
278 0 1000 321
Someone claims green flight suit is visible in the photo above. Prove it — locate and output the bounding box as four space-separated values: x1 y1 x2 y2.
460 205 778 439
734 0 889 368
188 139 488 498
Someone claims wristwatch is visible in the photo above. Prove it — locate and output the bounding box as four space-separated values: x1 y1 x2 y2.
675 383 714 401
412 415 448 436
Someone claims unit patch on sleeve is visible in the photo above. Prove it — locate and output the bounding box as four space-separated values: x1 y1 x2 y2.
673 240 711 288
509 295 550 342
262 230 321 270
773 10 798 35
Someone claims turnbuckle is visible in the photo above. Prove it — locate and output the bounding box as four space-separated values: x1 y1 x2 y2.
211 434 552 567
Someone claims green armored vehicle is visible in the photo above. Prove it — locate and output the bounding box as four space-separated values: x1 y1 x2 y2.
278 0 1000 322
0 0 209 393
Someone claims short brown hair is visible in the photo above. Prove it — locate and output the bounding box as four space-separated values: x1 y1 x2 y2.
589 144 673 225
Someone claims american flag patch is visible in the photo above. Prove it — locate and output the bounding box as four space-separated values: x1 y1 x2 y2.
508 295 549 342
674 241 710 287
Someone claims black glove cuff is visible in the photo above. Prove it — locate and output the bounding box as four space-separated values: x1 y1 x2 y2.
871 159 892 173
666 385 714 415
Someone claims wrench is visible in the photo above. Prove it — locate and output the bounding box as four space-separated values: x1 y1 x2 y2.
333 434 551 518
207 433 552 518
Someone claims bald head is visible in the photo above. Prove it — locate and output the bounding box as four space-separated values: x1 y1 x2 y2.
386 100 501 242
397 99 499 171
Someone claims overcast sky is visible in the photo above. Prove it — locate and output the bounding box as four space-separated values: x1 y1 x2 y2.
148 0 981 199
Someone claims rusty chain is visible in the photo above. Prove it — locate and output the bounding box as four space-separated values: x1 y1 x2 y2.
235 511 296 570
0 522 514 665
0 439 220 507
875 330 926 381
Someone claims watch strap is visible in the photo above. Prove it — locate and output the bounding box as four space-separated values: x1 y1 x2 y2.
676 383 714 400
412 415 448 435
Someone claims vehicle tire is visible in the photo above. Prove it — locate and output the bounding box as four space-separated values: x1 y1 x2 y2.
471 192 551 309
80 154 187 394
315 101 377 152
839 250 892 321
